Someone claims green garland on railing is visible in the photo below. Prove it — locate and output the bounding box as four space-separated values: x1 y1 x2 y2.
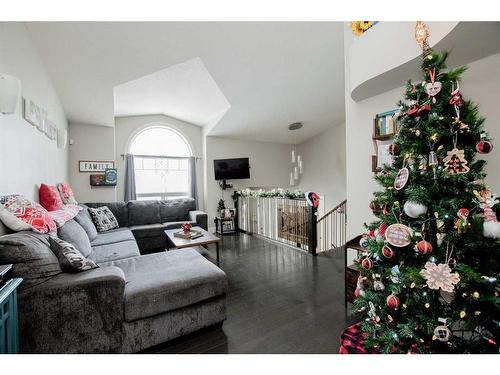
234 188 305 199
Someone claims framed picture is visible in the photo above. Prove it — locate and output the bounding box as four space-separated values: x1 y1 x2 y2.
23 98 42 129
79 160 115 173
228 208 236 217
90 174 106 186
376 141 393 169
222 221 234 231
45 119 57 140
104 168 118 186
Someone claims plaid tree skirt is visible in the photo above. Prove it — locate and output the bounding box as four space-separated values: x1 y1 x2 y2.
339 323 373 354
339 322 420 354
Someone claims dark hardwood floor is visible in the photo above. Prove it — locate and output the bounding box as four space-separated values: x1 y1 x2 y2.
147 232 357 354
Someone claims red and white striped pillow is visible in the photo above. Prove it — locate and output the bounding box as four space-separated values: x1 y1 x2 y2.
48 204 83 228
0 194 57 234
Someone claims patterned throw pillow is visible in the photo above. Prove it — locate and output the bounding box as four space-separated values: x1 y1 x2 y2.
88 206 119 232
49 204 83 228
39 184 64 211
57 183 78 205
0 195 57 234
49 236 99 272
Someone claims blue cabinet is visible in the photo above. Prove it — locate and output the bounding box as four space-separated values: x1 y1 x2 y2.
0 278 22 354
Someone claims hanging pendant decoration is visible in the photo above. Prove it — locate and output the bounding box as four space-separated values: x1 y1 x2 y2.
385 223 412 247
394 167 409 190
443 148 470 174
425 69 442 103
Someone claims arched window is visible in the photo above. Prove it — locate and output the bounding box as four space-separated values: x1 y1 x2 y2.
129 126 194 201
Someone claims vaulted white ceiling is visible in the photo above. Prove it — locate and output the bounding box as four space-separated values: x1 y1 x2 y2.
114 58 231 126
25 22 345 144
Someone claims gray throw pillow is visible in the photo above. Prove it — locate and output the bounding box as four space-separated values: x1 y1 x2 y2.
57 219 93 258
49 236 99 272
88 206 119 232
74 205 98 241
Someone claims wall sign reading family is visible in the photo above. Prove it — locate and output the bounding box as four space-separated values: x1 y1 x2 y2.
79 160 115 173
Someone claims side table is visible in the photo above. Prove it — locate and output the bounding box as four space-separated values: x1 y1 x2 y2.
214 216 236 235
0 278 23 354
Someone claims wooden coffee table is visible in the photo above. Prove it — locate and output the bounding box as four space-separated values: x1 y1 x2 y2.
164 227 221 265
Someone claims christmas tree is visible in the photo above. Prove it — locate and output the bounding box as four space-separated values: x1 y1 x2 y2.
353 25 499 353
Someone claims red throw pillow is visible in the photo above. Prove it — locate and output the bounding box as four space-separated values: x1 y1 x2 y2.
57 182 78 204
39 184 64 211
0 194 57 234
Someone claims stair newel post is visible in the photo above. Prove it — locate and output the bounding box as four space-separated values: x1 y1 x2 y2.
232 191 240 233
308 204 318 256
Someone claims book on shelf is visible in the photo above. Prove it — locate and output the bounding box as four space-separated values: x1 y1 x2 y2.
376 112 398 136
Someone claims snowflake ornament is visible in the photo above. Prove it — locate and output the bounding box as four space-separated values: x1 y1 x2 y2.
420 262 460 292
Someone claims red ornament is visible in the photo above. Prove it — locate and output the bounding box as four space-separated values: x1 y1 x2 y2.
367 228 375 238
416 240 433 255
417 104 431 117
476 140 493 154
382 203 389 215
377 222 388 237
406 106 419 117
382 245 394 259
361 258 374 270
386 294 400 309
449 88 463 106
388 143 400 155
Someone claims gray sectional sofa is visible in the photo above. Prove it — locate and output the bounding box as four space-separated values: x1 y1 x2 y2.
86 198 208 254
0 198 227 353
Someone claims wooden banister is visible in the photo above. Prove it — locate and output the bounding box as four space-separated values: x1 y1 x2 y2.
317 199 347 223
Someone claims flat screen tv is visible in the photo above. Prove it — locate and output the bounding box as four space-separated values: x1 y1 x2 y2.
214 158 250 180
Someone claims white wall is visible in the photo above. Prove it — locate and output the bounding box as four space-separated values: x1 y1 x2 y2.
68 122 116 202
461 52 500 192
114 115 204 208
0 23 68 201
345 50 500 243
205 136 291 227
296 123 346 212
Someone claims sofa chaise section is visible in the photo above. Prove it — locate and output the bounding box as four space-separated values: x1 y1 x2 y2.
103 250 228 322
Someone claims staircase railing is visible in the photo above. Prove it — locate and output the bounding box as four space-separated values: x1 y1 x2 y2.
237 196 312 252
236 195 346 255
316 199 347 253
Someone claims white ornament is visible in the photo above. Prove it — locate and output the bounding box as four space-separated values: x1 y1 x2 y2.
483 221 500 239
404 201 428 218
